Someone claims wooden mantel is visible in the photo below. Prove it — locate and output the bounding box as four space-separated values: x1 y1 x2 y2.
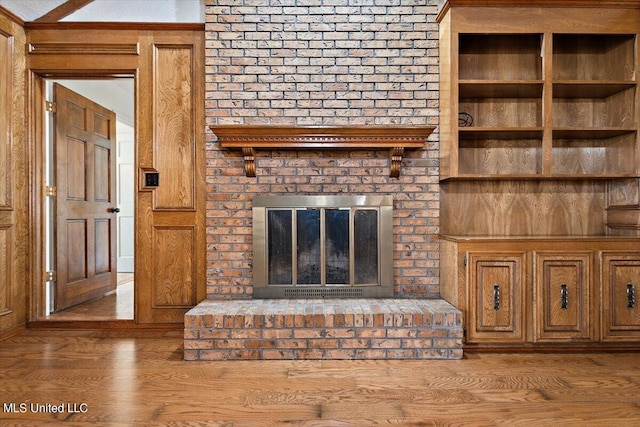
209 125 436 178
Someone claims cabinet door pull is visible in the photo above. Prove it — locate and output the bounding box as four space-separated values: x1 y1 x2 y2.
627 283 635 309
493 284 500 310
560 283 568 310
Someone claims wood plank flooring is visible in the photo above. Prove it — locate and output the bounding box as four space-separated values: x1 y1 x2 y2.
1 330 639 426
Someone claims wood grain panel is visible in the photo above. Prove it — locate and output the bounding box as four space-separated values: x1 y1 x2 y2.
153 45 194 210
0 31 9 209
438 10 454 179
440 181 607 236
0 225 11 315
67 100 86 130
153 226 195 307
601 252 640 341
94 145 109 202
93 111 110 139
458 139 542 175
94 218 111 275
534 253 592 342
136 30 205 324
66 137 86 200
66 219 87 283
0 12 26 334
468 253 526 343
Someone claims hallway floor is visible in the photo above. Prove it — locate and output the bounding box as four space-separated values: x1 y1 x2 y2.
45 273 134 321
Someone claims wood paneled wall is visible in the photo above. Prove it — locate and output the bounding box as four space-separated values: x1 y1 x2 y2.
440 181 609 236
0 11 27 336
25 24 205 324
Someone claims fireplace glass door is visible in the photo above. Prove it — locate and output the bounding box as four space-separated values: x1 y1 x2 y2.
254 195 392 298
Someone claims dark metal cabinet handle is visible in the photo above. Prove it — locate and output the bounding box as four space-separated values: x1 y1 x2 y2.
627 283 635 309
108 207 120 213
560 283 568 310
493 284 500 310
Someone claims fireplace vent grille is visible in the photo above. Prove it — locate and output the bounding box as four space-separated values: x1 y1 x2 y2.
283 288 364 298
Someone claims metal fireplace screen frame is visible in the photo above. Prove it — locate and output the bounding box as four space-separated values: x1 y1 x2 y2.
253 195 394 298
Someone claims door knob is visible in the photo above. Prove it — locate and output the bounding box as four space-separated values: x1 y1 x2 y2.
108 207 120 213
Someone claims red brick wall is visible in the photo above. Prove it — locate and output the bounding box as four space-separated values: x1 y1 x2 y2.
204 0 441 299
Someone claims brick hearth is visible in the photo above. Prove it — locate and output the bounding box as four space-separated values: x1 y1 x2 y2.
184 299 462 360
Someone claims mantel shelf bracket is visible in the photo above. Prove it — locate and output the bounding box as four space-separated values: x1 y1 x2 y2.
209 125 435 178
242 147 257 177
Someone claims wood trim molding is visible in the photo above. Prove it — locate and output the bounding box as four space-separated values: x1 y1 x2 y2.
437 0 640 22
440 0 640 7
0 6 25 26
25 22 205 31
209 125 435 178
28 43 139 55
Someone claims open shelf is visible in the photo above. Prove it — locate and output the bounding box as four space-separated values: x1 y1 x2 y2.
553 34 636 81
553 82 635 99
552 132 638 176
442 27 638 181
459 34 542 81
458 138 543 176
553 86 635 128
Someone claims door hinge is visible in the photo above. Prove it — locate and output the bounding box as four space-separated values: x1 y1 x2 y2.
46 101 57 113
45 186 57 198
45 271 57 282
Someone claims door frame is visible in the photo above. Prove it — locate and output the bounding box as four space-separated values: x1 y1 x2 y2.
25 24 206 328
28 70 139 325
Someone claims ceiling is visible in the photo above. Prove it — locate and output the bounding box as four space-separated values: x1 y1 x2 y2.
0 0 204 23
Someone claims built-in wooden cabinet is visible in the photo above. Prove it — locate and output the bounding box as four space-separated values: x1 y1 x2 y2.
439 1 640 349
466 252 526 344
441 237 640 348
534 253 593 343
601 252 640 341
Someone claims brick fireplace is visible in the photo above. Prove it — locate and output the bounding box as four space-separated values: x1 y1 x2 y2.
183 0 463 360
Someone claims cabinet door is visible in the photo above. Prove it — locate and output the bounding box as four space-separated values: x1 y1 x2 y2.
467 253 526 344
601 253 640 342
534 253 592 342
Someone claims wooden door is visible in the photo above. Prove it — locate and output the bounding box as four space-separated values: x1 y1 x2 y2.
601 252 640 342
467 252 526 343
54 84 117 311
136 31 205 323
534 252 593 343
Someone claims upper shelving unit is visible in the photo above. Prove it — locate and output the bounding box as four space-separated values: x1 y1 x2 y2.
438 3 640 181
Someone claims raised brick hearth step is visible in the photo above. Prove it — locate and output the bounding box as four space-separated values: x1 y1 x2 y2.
184 299 463 360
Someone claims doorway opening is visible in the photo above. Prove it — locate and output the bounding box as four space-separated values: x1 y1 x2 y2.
42 77 135 321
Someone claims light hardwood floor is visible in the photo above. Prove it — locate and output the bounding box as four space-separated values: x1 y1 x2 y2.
1 330 639 426
45 273 134 321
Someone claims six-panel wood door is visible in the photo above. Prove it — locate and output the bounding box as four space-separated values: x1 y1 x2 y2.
601 252 640 341
54 84 117 311
534 252 593 343
467 252 527 343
